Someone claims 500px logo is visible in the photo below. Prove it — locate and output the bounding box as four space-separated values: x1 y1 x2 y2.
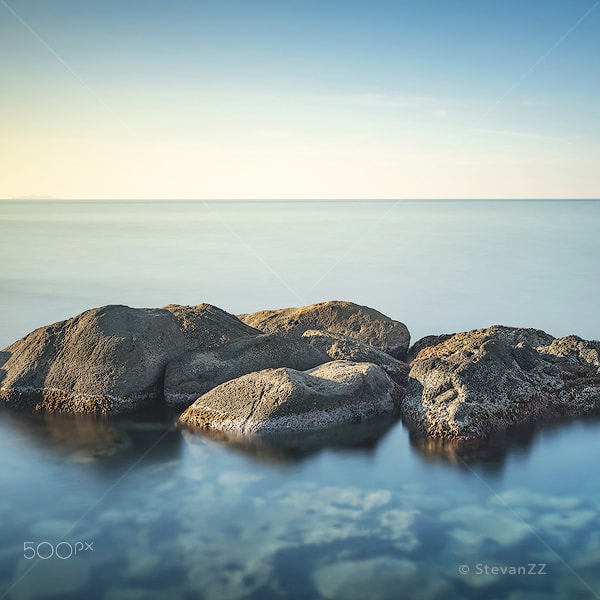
23 541 94 560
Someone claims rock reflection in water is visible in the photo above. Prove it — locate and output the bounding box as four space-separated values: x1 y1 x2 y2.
0 408 182 467
408 416 600 471
179 414 399 465
1 407 600 599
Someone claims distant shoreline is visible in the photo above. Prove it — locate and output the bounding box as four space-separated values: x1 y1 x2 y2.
2 197 600 203
8 195 63 200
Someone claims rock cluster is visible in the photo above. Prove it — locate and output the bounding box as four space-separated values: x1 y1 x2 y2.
2 301 600 440
0 301 408 433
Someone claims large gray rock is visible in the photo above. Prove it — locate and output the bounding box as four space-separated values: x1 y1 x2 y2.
164 333 330 407
238 301 410 360
178 361 402 434
301 330 409 386
404 326 600 439
0 305 186 414
163 303 260 351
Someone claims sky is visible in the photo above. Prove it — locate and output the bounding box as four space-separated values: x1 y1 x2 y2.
1 0 599 199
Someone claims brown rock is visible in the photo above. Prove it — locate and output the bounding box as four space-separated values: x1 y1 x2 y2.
0 305 186 413
407 334 454 364
403 326 600 440
179 361 402 434
163 303 260 351
301 329 409 386
238 301 410 360
164 333 329 407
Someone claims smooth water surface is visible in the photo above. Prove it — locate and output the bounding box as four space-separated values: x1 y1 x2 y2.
1 200 600 599
1 199 599 348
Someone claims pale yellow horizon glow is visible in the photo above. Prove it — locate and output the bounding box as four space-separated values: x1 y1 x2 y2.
2 0 599 201
2 129 599 200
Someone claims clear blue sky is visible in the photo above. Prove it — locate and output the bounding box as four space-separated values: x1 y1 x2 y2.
1 0 599 198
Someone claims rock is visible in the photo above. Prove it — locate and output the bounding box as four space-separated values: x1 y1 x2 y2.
301 330 409 385
407 333 454 364
0 305 186 413
440 503 532 547
238 301 410 360
489 489 581 512
379 509 419 541
536 509 596 536
179 361 402 434
29 518 98 542
163 303 260 351
104 587 189 600
164 334 329 407
218 471 264 488
404 325 600 439
312 556 417 600
10 558 90 600
537 335 600 366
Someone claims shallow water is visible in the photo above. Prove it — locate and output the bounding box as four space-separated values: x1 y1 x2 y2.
1 410 600 600
1 199 600 599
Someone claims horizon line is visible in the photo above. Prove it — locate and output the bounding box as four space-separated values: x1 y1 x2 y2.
3 197 600 202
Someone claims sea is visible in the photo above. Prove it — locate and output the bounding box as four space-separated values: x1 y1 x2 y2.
0 199 599 599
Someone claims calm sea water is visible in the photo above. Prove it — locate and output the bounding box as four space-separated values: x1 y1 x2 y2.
1 200 599 348
1 200 600 600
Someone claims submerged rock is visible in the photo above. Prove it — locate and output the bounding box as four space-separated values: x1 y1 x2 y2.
440 504 532 547
238 301 410 360
312 556 418 600
404 326 600 439
164 333 329 407
301 329 409 386
11 557 90 600
179 360 402 434
0 305 186 414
